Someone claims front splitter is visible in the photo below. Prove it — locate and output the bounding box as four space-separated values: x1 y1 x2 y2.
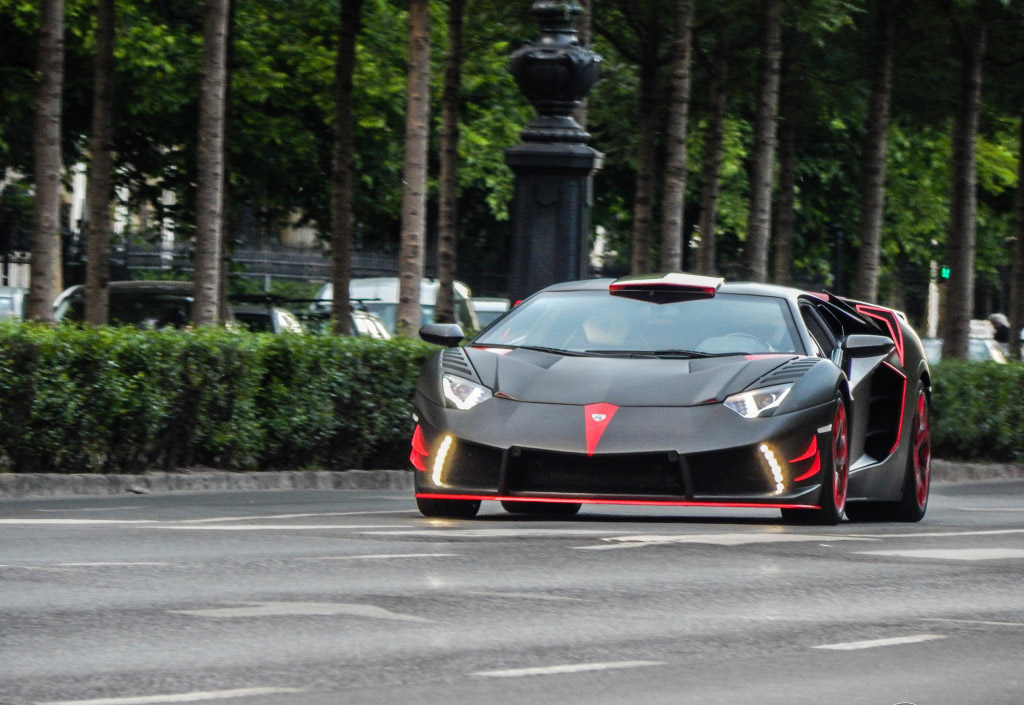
415 492 819 510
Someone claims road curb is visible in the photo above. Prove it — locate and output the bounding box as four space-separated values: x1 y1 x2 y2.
1 460 1021 499
0 469 414 499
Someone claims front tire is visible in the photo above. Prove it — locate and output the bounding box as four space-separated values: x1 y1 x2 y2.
782 394 849 526
416 496 481 518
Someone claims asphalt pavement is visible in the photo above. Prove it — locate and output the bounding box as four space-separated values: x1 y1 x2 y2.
1 481 1023 705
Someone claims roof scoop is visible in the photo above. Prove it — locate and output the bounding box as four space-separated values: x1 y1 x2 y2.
609 272 725 303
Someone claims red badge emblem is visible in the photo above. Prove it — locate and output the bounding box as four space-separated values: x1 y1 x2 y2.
584 403 619 456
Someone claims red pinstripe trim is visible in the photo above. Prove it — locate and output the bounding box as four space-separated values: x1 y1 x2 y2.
855 303 905 365
415 493 818 510
881 360 908 457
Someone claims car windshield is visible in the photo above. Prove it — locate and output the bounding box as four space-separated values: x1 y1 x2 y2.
474 290 803 356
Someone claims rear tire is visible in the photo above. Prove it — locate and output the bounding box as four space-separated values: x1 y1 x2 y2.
782 393 849 526
416 496 481 519
501 500 582 518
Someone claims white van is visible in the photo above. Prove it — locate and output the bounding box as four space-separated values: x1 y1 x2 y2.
313 277 478 334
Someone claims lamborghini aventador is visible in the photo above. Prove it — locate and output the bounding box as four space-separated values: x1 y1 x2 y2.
410 272 931 525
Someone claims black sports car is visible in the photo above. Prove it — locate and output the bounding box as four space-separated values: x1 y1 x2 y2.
411 273 931 525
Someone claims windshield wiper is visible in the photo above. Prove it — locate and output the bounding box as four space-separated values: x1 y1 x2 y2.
583 349 658 358
514 345 586 356
649 348 716 358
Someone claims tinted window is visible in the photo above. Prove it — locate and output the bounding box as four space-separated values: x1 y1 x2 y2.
475 291 803 355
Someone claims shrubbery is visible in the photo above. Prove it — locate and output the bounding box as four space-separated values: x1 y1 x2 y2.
930 360 1024 463
0 321 434 473
1 321 1021 473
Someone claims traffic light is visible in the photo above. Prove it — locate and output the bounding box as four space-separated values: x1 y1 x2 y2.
938 265 951 282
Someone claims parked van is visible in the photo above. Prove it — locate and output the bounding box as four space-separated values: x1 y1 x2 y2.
312 277 478 333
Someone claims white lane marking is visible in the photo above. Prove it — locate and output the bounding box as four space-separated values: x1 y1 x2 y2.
180 510 414 523
814 634 946 651
856 548 1024 561
920 618 1024 627
36 687 304 705
169 601 429 622
466 591 590 602
953 507 1024 512
36 506 146 512
847 528 1024 539
57 562 168 567
361 528 638 538
473 660 664 678
299 553 458 561
0 519 155 525
576 533 879 550
158 524 407 531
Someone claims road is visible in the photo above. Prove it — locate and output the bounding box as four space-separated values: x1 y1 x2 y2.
1 480 1023 705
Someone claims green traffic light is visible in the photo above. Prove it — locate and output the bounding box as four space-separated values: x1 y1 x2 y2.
939 265 951 280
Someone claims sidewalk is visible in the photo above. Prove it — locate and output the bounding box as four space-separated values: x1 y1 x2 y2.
2 460 1022 499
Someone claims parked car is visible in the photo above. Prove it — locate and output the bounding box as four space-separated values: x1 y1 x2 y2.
412 272 932 525
230 302 305 334
920 336 1006 364
471 297 511 328
233 293 391 339
312 277 478 334
53 280 220 328
0 285 25 319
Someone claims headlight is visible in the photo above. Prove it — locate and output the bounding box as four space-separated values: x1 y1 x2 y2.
723 384 792 418
442 374 492 410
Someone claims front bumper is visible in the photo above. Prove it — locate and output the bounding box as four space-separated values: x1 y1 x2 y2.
412 394 835 509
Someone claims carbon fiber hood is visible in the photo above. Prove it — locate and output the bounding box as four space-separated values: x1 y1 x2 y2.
464 347 798 407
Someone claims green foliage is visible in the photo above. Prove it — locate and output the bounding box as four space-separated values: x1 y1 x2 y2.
0 321 434 473
930 361 1024 463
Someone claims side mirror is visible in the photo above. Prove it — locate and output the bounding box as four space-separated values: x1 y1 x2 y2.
842 334 895 358
420 323 465 347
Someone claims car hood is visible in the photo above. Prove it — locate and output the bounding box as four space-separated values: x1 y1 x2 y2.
465 347 797 407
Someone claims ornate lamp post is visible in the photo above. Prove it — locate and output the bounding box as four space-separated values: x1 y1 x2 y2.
506 0 603 302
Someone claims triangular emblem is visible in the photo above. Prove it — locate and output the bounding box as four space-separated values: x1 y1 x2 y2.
584 403 619 456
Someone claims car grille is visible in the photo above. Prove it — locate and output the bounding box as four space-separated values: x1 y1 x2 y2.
507 449 684 496
444 439 503 491
686 447 774 495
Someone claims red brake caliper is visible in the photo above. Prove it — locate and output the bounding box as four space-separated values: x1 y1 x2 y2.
833 403 849 511
914 392 931 506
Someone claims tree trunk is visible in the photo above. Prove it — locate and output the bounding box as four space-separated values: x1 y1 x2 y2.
330 0 364 336
435 0 465 325
1007 114 1024 361
696 38 728 276
853 0 895 302
939 20 985 360
629 58 658 274
657 0 695 272
193 0 230 327
742 0 782 283
26 0 64 323
772 82 797 286
83 0 114 325
395 0 431 338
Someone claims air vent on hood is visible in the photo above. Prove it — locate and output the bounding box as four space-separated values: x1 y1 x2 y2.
752 357 820 387
441 347 478 381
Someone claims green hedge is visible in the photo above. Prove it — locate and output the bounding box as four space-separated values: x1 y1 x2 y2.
0 321 434 473
2 321 1021 473
930 360 1024 463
